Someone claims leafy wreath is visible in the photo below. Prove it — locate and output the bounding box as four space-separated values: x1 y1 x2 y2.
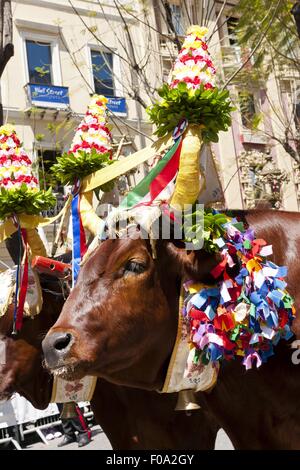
0 185 56 220
51 148 115 192
147 83 234 142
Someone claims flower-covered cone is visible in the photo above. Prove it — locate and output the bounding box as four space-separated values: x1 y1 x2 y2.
0 124 38 191
0 124 55 219
147 25 233 142
52 95 114 188
169 26 216 92
70 94 112 158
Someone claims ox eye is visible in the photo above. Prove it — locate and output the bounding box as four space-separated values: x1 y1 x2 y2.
124 260 146 275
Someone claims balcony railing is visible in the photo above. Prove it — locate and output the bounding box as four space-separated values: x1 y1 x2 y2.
241 129 268 145
25 83 70 110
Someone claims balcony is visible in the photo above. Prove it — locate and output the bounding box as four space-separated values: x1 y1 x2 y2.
159 36 182 58
221 45 242 68
241 129 268 145
24 83 71 120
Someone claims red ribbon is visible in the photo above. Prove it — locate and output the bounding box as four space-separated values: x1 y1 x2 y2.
75 405 91 440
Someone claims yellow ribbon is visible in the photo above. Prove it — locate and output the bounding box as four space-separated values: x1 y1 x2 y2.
81 133 173 193
170 125 203 209
0 195 72 244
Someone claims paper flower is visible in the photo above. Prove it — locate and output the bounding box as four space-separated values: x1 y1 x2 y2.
147 25 233 141
0 127 38 191
169 25 216 92
51 94 114 190
0 125 55 219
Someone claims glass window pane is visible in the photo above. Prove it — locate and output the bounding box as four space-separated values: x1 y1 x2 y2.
91 50 114 97
227 17 239 46
239 92 256 128
170 5 185 36
26 40 53 85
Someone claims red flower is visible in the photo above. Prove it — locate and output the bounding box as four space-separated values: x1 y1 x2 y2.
204 83 213 90
80 140 90 149
183 76 201 86
202 43 208 51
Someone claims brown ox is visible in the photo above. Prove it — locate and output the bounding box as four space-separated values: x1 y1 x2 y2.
0 273 218 449
43 210 300 449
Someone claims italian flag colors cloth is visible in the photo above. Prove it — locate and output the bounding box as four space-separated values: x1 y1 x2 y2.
120 137 182 210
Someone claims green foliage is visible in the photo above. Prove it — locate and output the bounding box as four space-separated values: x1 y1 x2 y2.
34 66 50 77
51 148 114 191
0 185 56 220
233 0 299 75
147 83 234 142
35 133 45 142
184 209 228 252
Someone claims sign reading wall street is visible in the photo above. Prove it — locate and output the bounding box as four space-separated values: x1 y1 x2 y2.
106 97 127 116
27 84 70 109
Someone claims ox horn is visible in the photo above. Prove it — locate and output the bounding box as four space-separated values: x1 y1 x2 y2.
26 228 47 257
170 125 204 210
79 191 103 237
175 390 201 411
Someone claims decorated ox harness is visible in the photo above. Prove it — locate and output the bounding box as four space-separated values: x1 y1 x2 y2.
87 204 295 395
0 25 296 406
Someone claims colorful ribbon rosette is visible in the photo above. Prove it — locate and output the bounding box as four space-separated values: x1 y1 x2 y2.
184 212 296 370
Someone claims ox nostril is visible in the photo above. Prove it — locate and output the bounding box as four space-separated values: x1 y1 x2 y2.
53 333 72 352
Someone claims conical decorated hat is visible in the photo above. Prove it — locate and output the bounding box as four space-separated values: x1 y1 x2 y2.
0 124 38 191
70 94 112 158
0 124 55 219
169 26 216 92
51 95 114 187
147 25 233 142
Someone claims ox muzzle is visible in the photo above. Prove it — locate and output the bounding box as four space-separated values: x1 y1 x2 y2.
42 331 74 369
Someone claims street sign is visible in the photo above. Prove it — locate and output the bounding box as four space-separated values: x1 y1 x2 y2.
106 97 127 116
27 84 70 109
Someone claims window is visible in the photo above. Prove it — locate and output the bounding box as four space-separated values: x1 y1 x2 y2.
91 50 114 97
239 92 256 128
226 17 239 46
26 40 53 85
170 4 185 36
37 149 63 193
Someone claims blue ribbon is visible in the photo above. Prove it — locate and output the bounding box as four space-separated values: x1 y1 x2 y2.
12 222 22 334
71 192 81 287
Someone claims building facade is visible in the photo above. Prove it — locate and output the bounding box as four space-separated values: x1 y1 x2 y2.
1 0 300 212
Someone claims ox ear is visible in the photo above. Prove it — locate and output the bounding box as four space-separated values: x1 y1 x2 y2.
165 241 222 284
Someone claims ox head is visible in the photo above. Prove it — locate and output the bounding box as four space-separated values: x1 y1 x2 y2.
42 224 220 390
0 277 65 408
